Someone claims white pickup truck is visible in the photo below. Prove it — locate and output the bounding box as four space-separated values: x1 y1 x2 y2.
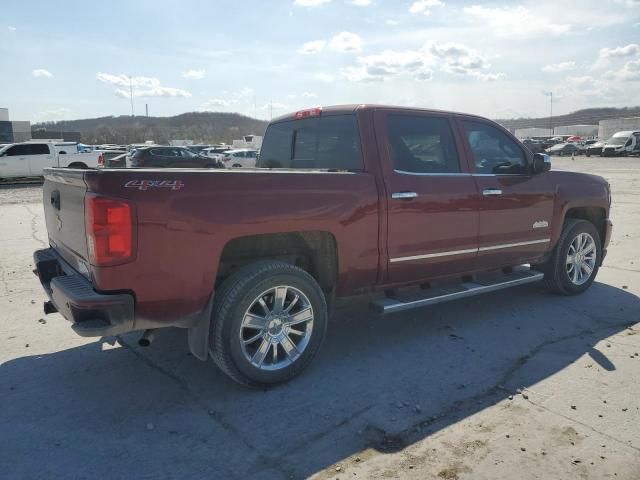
0 142 103 180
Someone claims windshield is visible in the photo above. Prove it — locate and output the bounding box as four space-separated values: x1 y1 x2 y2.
607 137 627 145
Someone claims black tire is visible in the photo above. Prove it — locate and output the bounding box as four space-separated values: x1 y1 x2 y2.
539 219 601 295
68 162 88 169
232 163 242 168
209 260 328 388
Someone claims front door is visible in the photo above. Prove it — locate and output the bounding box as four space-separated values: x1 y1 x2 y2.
0 144 31 177
376 110 479 285
458 119 555 269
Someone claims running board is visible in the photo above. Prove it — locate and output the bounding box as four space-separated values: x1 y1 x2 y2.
370 266 544 315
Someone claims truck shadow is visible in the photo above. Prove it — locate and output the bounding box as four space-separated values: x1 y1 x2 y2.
1 282 638 479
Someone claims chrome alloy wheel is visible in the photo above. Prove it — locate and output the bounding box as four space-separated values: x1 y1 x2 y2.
239 286 314 371
566 232 597 285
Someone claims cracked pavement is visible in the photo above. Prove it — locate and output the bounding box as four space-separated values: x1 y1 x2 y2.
1 157 639 479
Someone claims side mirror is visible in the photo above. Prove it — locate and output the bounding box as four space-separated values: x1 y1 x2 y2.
532 153 551 174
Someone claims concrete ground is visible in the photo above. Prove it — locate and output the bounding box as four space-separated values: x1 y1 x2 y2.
1 157 639 480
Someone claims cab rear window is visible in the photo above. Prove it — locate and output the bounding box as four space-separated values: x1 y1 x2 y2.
258 115 363 170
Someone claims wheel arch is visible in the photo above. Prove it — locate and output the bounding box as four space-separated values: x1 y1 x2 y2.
564 206 607 249
67 161 88 169
215 231 339 294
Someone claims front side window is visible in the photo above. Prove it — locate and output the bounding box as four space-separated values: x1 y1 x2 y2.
463 121 527 174
386 115 460 174
6 144 31 156
258 114 362 170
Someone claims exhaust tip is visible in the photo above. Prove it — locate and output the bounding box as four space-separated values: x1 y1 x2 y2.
138 329 155 347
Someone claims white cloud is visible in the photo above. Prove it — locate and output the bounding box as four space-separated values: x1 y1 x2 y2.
558 75 624 100
8 25 16 31
182 69 205 79
314 73 335 82
409 0 444 15
593 43 640 69
261 102 288 110
342 41 503 82
604 59 640 81
32 69 52 78
599 43 640 59
200 99 232 110
33 108 72 122
294 0 330 6
351 0 371 5
301 91 317 98
329 31 363 52
298 40 327 54
386 20 399 26
542 61 576 73
97 73 191 98
463 5 571 37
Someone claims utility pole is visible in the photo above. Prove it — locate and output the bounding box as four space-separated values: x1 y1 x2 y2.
543 90 553 135
549 91 553 135
145 103 149 117
129 76 134 117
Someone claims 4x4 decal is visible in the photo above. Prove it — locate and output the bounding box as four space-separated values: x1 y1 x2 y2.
124 180 184 191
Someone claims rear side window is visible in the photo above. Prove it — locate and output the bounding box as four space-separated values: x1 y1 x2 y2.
386 115 460 174
30 144 50 154
258 115 363 170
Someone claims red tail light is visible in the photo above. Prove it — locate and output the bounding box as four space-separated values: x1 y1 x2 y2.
85 195 135 266
98 153 104 166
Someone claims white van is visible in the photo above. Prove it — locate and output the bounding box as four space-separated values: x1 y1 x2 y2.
601 131 640 157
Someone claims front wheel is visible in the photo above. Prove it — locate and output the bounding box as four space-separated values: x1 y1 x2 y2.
209 260 328 387
539 219 601 295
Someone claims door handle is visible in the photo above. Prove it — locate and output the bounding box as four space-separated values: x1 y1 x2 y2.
391 191 418 200
482 189 503 196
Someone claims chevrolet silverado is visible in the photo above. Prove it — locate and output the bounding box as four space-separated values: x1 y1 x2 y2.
34 105 612 387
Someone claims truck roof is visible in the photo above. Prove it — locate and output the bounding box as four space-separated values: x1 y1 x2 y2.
612 130 640 137
271 104 493 123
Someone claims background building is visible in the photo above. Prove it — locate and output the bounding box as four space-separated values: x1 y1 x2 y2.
514 127 553 138
554 125 598 137
0 107 32 143
599 117 640 140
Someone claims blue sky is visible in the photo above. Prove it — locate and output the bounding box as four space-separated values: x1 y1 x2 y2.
1 0 639 123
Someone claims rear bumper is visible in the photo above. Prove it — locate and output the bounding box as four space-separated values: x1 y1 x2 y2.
34 248 135 337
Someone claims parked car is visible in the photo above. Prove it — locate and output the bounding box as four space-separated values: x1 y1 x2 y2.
0 142 103 179
521 138 545 154
201 146 231 160
585 140 605 157
221 148 258 168
128 146 223 168
601 131 640 157
34 104 612 387
545 142 580 156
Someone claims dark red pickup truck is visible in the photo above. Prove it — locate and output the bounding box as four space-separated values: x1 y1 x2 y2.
34 105 612 387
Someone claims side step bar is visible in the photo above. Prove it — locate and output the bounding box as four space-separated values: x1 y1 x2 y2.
370 266 544 315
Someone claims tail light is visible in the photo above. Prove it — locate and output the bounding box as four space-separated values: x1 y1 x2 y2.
98 153 104 167
85 195 135 266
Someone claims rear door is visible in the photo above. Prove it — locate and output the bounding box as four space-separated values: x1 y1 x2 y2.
27 143 55 175
375 109 479 284
458 118 554 269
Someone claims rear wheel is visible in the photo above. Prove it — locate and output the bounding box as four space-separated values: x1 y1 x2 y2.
539 219 601 295
209 260 328 387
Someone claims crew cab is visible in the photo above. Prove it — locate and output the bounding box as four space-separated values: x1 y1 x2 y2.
0 142 103 179
33 105 612 387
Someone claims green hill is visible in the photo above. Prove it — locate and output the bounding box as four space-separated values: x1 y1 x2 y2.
33 112 269 145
